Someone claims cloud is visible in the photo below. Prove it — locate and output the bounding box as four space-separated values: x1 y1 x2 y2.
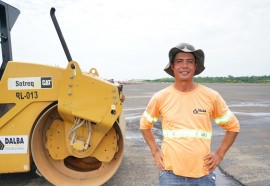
3 0 270 80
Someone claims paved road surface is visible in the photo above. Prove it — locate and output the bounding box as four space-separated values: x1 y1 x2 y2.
1 83 270 185
118 83 270 186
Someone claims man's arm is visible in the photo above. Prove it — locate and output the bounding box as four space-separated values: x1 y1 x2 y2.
141 129 165 170
204 131 238 172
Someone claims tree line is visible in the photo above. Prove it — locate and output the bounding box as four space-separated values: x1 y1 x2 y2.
144 75 270 83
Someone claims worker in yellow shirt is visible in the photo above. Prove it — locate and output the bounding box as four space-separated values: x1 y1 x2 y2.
140 43 240 186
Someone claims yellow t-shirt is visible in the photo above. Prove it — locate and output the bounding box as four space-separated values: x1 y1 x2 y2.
140 84 240 178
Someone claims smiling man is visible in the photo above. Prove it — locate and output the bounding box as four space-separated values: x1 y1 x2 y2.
140 43 240 186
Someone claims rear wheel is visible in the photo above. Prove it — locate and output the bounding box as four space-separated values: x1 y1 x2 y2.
31 105 125 186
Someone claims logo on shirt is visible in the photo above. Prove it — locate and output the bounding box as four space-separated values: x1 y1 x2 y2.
193 108 206 115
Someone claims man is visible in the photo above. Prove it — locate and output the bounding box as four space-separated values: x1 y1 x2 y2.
140 43 240 186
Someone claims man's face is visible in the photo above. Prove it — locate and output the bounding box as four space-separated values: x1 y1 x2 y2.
171 52 197 81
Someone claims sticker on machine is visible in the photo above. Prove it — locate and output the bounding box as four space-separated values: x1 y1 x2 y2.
0 135 28 154
8 77 52 90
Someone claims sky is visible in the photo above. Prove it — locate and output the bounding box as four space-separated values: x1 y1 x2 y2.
2 0 270 81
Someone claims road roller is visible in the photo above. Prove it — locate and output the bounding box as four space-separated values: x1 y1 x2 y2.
0 1 125 185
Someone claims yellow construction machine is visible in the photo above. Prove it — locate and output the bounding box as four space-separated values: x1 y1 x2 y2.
0 1 125 185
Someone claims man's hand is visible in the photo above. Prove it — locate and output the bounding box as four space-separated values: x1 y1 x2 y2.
204 131 239 172
203 152 223 172
141 129 165 170
153 149 165 170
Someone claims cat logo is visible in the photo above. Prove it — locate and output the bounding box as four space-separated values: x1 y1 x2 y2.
41 77 52 88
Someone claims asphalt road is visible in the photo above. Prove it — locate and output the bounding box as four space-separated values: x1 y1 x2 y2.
117 82 270 186
104 82 243 186
1 83 270 186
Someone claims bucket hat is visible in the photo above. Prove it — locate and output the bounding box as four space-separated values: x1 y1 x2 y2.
164 43 205 77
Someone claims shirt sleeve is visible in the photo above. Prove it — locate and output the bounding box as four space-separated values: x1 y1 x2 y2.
212 93 240 132
140 93 161 130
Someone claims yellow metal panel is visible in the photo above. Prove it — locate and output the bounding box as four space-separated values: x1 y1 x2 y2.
91 127 117 162
0 154 30 173
0 61 64 128
58 61 123 155
0 61 63 172
0 101 52 173
46 119 69 160
0 61 64 102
